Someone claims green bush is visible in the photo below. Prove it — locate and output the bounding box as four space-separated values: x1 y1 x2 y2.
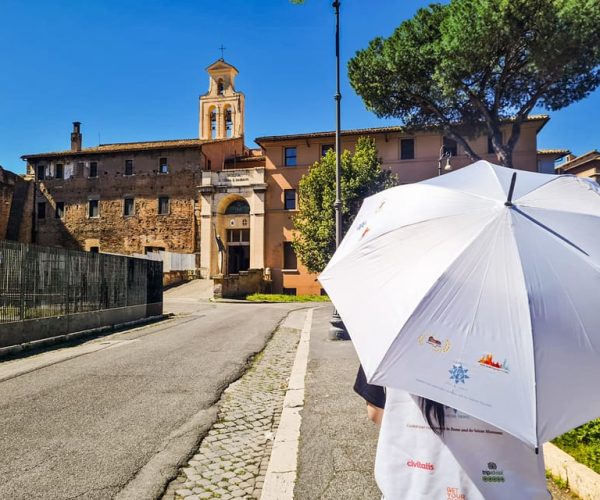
552 418 600 474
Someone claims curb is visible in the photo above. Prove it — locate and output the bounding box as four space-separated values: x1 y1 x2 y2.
260 308 314 500
0 313 173 359
544 442 600 500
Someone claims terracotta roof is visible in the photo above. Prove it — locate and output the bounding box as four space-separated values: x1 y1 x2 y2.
254 115 550 144
225 155 265 163
556 150 600 172
538 149 571 156
21 137 236 160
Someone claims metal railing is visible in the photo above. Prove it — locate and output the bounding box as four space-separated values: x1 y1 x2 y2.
133 250 199 272
0 240 162 324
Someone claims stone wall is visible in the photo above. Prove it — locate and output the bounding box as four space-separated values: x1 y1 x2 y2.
0 168 14 239
0 167 34 243
213 269 267 298
26 138 243 254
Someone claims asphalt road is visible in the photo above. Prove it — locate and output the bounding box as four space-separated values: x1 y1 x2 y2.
0 287 301 499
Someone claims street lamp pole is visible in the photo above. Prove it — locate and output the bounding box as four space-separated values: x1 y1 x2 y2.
333 0 342 249
328 0 350 340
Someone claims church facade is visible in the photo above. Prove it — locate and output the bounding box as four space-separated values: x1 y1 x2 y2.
22 59 551 295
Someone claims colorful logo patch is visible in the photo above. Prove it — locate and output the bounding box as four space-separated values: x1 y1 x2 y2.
356 221 370 240
418 334 451 353
482 462 505 483
478 354 510 373
449 364 470 384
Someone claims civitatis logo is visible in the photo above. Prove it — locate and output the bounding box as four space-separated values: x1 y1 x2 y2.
478 354 510 373
407 459 434 471
449 364 470 384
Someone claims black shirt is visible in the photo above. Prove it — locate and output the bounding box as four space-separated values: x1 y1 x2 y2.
353 365 386 409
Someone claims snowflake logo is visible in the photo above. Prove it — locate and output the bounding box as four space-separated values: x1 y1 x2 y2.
449 364 470 384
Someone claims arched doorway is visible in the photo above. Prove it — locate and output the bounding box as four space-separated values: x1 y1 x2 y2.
224 199 250 274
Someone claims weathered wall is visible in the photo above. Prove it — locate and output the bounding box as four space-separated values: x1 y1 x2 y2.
0 168 14 239
213 268 266 298
27 139 243 254
0 303 162 350
0 167 34 242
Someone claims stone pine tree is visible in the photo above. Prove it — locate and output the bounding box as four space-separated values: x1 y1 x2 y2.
293 137 395 274
348 0 600 168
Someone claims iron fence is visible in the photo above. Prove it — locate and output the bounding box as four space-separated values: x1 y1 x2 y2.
0 240 163 324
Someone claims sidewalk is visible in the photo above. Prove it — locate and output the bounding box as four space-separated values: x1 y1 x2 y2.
162 303 577 499
294 304 380 499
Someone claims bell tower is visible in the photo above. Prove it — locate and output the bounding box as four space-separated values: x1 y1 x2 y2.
199 59 245 140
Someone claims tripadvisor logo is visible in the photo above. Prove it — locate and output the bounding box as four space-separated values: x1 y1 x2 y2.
482 462 505 483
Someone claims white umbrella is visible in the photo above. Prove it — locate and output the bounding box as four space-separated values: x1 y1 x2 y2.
319 160 600 448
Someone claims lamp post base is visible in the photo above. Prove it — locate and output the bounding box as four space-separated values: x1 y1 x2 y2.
328 309 350 341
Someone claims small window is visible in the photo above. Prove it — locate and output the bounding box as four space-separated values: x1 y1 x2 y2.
283 241 297 270
125 160 134 176
55 164 64 179
55 201 64 219
206 159 212 171
227 229 250 243
284 189 296 210
123 197 134 216
321 144 334 157
88 199 99 218
487 136 495 154
89 246 100 253
159 158 168 174
36 165 45 180
400 139 415 160
37 202 46 219
217 78 225 95
77 162 85 177
158 196 170 215
225 200 250 215
284 147 297 167
90 162 98 178
282 287 297 296
443 137 458 157
145 246 165 254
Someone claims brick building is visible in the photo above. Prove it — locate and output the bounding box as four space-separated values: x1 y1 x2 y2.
21 59 560 294
0 166 34 243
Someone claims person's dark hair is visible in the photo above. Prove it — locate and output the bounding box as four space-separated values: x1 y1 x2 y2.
419 398 445 435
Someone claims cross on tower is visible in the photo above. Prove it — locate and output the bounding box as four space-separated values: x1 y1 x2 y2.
219 45 226 61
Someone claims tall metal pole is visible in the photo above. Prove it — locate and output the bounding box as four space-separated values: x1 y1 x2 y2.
333 0 342 248
328 0 350 340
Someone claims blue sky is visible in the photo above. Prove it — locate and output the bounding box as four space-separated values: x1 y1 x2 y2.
1 0 598 173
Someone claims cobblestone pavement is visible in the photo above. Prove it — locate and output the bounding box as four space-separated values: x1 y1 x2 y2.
162 313 304 500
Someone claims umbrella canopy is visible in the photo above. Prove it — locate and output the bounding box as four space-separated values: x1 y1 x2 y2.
319 160 600 448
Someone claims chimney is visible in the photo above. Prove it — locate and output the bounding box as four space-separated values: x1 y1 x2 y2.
71 122 82 152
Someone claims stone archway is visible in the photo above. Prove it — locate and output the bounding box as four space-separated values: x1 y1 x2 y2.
220 197 250 274
198 168 266 279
